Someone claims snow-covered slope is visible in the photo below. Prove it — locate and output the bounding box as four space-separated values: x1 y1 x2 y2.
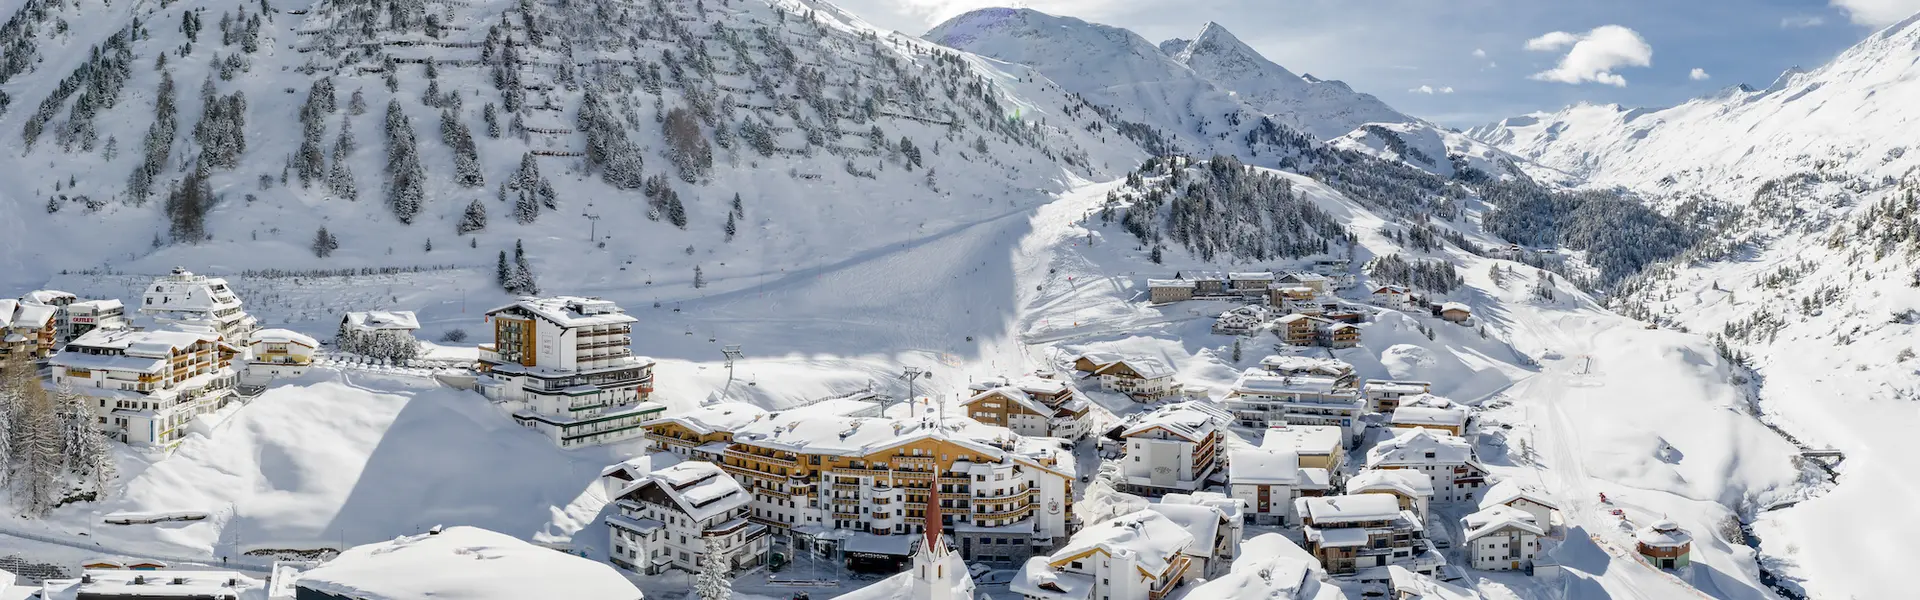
1461 13 1920 600
1328 121 1546 182
0 0 1138 292
1466 13 1920 203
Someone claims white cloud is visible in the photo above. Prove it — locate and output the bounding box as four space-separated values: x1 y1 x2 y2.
1524 31 1581 52
1524 25 1653 87
1829 0 1920 26
1410 85 1455 94
1690 68 1711 80
1780 14 1827 28
1472 48 1487 59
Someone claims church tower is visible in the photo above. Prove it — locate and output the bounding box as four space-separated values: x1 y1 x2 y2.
912 484 976 600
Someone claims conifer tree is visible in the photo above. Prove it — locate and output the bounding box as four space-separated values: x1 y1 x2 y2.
312 226 338 257
384 101 427 223
695 535 733 600
459 198 488 235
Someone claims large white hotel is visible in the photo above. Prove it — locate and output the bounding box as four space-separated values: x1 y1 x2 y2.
478 297 665 447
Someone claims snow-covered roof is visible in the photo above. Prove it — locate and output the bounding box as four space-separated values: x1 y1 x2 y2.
342 310 420 331
1344 469 1434 498
50 351 166 374
1365 380 1431 395
69 298 124 313
1050 510 1194 575
1231 369 1351 397
487 296 637 328
1371 285 1409 294
61 327 223 357
1260 425 1344 454
966 385 1051 416
1461 505 1544 542
1121 402 1224 442
1367 428 1474 468
1145 502 1228 558
1311 527 1370 547
732 404 1029 462
293 526 643 600
21 290 76 305
1230 447 1300 485
1399 393 1456 409
141 270 243 312
1296 494 1403 524
1278 272 1329 282
1478 480 1559 512
11 302 57 329
1229 271 1275 281
1440 302 1471 314
1387 565 1478 600
0 299 18 328
1095 357 1174 380
1186 533 1331 600
615 461 749 522
1388 406 1468 428
1259 355 1354 377
1635 520 1692 548
39 569 263 599
1297 468 1332 490
645 402 770 435
251 329 318 348
1147 279 1196 288
1011 557 1095 600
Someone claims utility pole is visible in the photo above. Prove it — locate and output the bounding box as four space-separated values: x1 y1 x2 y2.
721 344 744 400
583 212 601 242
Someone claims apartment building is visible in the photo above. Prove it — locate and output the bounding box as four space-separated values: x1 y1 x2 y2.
605 461 770 575
1460 505 1544 572
1229 446 1301 525
66 299 130 341
1294 494 1444 576
246 329 318 378
1344 469 1435 521
478 297 664 447
1224 368 1365 442
962 373 1091 440
646 400 1077 569
50 327 239 448
1261 424 1347 471
138 268 259 342
1117 403 1228 496
0 299 59 361
1363 380 1432 413
1072 354 1176 401
1012 510 1195 600
1259 355 1356 382
1365 429 1487 504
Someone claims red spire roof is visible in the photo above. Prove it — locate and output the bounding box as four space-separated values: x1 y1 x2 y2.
925 483 943 550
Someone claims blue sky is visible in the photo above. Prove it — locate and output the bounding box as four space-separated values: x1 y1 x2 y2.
833 0 1911 126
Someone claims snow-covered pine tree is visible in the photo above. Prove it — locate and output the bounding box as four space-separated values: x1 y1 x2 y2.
578 93 645 189
15 380 62 516
349 88 367 115
663 106 712 182
725 211 736 242
312 226 338 257
731 192 743 217
693 265 706 288
424 238 432 252
483 103 500 138
696 535 733 600
440 109 483 187
496 251 510 287
165 168 213 244
127 70 177 203
459 199 488 234
514 184 539 224
1232 337 1242 362
384 101 427 223
194 90 247 170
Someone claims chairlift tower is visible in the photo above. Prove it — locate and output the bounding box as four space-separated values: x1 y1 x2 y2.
722 344 744 399
896 366 930 415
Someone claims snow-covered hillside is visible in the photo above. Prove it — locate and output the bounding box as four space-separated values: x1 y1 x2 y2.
1458 13 1920 600
0 0 1139 293
1328 121 1543 182
1169 22 1410 142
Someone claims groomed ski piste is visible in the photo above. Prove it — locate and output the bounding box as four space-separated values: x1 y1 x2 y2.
2 166 1829 600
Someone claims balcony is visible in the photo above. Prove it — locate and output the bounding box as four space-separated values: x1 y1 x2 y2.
974 488 1034 503
973 505 1032 520
727 448 797 467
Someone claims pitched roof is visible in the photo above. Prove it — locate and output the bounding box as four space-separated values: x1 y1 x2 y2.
1387 565 1478 600
644 402 769 435
1260 425 1343 454
1049 510 1193 575
1259 355 1354 377
1121 402 1224 442
1367 428 1474 468
1095 357 1174 380
1185 533 1329 600
251 329 319 348
1344 469 1434 498
1477 480 1560 512
1295 494 1403 524
1144 503 1228 558
487 296 636 327
1461 505 1544 542
1440 302 1471 313
615 461 750 522
1388 406 1469 428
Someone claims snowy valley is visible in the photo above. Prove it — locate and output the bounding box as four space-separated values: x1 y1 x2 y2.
0 0 1908 600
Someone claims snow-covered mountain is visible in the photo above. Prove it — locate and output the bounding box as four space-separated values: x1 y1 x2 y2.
0 0 1139 293
1466 12 1920 204
1169 22 1412 141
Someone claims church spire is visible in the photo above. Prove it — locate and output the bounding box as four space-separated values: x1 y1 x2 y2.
925 481 943 552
